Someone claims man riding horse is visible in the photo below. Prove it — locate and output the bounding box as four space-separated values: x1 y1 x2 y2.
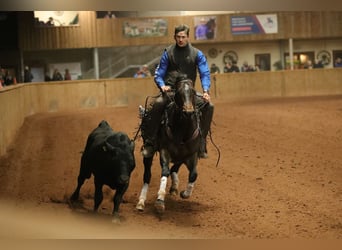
141 24 214 159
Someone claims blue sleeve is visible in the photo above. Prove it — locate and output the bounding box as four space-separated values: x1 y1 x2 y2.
154 50 169 88
197 50 211 92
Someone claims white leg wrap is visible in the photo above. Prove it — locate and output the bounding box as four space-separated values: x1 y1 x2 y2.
157 176 168 200
171 172 179 188
139 183 149 201
183 182 195 197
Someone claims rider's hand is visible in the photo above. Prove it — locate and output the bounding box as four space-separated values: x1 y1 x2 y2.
203 91 210 102
161 85 171 92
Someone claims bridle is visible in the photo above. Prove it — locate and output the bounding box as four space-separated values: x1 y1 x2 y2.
164 79 201 143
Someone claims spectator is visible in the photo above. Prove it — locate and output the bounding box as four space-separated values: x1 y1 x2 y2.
241 61 255 72
104 11 116 19
313 59 324 69
4 70 14 86
142 64 152 77
64 68 71 80
24 66 34 83
52 69 63 81
224 61 240 73
304 60 313 69
0 66 4 87
334 57 342 67
134 67 147 78
210 63 220 74
46 17 55 26
45 71 51 82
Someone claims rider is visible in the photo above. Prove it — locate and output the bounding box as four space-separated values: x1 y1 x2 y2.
141 24 214 158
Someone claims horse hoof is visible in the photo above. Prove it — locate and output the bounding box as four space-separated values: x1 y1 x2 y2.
169 187 178 196
112 214 121 224
154 199 165 214
136 201 145 212
180 191 190 199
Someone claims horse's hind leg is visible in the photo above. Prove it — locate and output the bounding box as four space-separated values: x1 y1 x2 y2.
136 156 153 211
169 163 181 195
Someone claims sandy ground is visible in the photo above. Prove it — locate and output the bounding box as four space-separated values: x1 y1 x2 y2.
0 95 341 239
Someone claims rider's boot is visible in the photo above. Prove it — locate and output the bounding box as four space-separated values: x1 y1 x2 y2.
198 102 214 159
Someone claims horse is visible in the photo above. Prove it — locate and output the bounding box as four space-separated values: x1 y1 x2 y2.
206 18 216 39
136 78 202 214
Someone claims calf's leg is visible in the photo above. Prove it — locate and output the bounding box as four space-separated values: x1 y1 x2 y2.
93 179 103 212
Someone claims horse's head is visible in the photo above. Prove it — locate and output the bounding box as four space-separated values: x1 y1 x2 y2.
174 75 196 113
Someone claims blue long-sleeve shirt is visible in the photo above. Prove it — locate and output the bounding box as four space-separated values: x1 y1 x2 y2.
154 48 211 92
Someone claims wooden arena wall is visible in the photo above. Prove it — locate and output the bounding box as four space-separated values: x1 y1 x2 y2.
18 11 342 50
1 68 341 157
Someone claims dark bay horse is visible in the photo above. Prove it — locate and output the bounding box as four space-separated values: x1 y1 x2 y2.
136 78 202 214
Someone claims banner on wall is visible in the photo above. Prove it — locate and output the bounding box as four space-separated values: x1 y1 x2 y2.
123 19 168 38
231 14 278 35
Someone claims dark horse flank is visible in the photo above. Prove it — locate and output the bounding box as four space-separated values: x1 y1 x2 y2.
136 78 202 214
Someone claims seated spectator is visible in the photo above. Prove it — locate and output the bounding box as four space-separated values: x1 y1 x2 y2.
230 60 240 72
0 66 4 87
313 59 324 68
210 63 220 74
64 68 71 80
104 11 116 19
52 69 63 81
241 61 255 72
4 70 14 86
224 61 240 73
24 66 34 83
46 17 55 26
334 57 342 67
45 71 51 82
141 64 152 77
304 60 313 69
134 66 150 78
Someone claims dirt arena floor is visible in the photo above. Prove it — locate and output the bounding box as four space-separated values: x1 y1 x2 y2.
0 95 341 239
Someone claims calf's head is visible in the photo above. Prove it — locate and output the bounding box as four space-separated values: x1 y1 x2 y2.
103 133 136 184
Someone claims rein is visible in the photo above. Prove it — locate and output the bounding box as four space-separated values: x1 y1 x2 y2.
132 93 161 142
165 116 200 144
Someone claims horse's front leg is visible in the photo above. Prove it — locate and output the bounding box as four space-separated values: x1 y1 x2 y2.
170 163 182 195
136 156 153 211
155 150 170 214
180 156 198 199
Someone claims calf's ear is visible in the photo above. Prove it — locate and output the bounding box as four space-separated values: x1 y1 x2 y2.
104 141 115 152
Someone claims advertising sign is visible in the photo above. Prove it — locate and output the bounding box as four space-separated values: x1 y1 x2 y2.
231 14 278 35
